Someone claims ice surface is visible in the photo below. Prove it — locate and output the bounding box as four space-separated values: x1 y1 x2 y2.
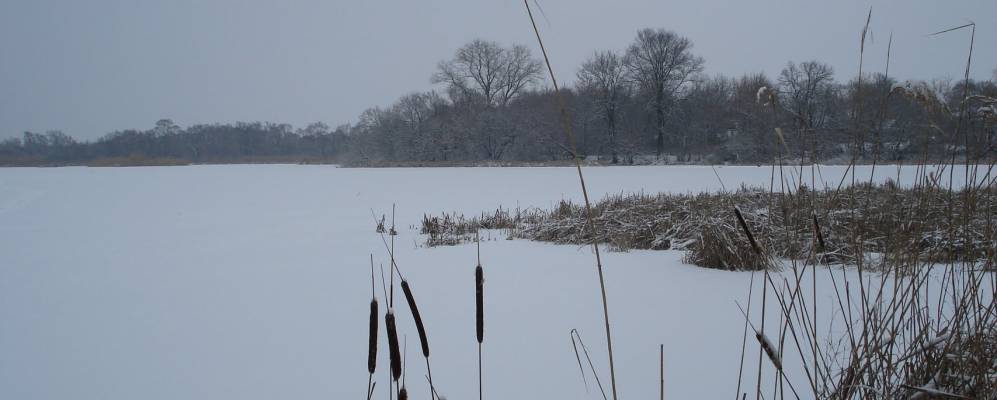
0 164 978 400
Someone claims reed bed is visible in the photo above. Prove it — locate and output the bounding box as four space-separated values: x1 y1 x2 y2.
420 182 996 270
730 14 997 395
733 182 997 398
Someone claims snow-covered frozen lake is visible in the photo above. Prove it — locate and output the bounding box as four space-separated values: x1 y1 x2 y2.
0 164 976 400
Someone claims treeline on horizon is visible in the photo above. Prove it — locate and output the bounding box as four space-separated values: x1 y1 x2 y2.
2 28 996 167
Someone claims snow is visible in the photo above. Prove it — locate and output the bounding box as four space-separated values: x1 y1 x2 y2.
0 164 980 400
756 86 770 104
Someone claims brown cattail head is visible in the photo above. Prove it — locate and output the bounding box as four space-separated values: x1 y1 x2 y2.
812 213 826 251
475 265 484 344
734 207 761 255
400 280 430 358
755 331 782 371
385 310 401 382
398 386 408 400
736 301 782 372
368 298 378 375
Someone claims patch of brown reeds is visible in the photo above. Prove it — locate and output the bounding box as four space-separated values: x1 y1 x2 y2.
421 182 996 271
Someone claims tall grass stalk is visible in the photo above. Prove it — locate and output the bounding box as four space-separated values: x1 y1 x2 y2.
570 329 609 400
522 1 619 399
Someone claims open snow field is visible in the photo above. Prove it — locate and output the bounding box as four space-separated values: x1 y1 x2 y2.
0 164 978 400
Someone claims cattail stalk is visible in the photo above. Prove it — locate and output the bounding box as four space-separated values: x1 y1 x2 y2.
569 329 608 400
659 344 664 400
476 233 484 400
398 336 408 400
378 264 393 400
398 277 435 400
367 382 377 400
385 310 401 383
368 299 378 375
754 330 782 371
737 301 802 399
734 207 761 255
371 208 435 400
400 280 429 358
812 213 826 251
367 257 379 400
476 249 484 345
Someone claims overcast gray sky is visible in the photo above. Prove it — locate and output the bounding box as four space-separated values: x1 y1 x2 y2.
2 0 995 140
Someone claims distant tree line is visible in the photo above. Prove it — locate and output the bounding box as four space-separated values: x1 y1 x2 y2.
0 119 351 166
2 28 995 166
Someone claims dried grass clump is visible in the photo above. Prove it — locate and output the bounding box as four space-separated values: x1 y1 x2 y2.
898 329 997 399
422 184 996 271
420 206 541 246
683 214 770 270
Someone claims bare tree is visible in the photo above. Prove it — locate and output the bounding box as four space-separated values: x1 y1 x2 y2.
433 40 502 106
394 92 443 127
578 50 629 163
152 119 181 137
497 45 543 106
674 75 734 157
432 39 543 107
393 91 447 159
778 61 836 132
778 61 837 161
624 28 704 158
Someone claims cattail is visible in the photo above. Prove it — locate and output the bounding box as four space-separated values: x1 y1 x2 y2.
368 298 378 375
398 336 409 400
756 86 769 104
400 280 430 358
476 252 484 400
754 330 782 371
385 310 401 382
399 277 435 400
812 213 826 251
366 258 379 400
474 231 484 400
475 264 484 344
737 302 782 371
734 207 761 255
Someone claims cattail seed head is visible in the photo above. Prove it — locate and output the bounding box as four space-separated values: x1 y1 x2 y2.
734 207 761 255
385 310 401 382
400 280 430 358
368 298 378 375
755 331 782 371
812 213 826 251
398 386 408 400
475 265 484 344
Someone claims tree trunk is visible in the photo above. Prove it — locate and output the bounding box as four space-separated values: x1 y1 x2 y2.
607 105 618 164
655 86 665 158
